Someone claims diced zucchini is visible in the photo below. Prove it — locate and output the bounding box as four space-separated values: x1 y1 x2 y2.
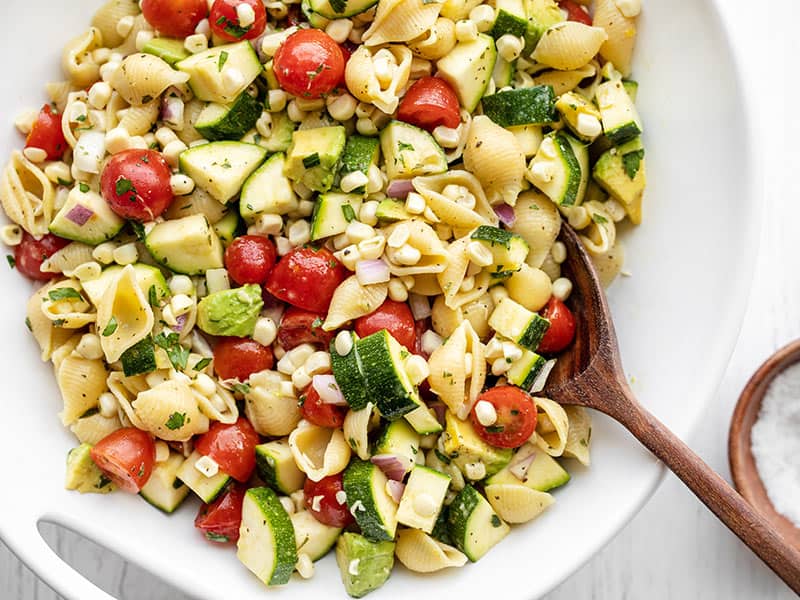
340 135 380 193
291 510 342 561
195 90 262 141
622 80 639 102
379 121 448 181
524 0 564 51
490 0 528 39
256 439 306 494
343 459 399 542
177 41 263 103
505 348 547 390
49 187 125 245
212 210 241 246
396 466 450 533
436 34 497 112
373 420 421 465
492 56 516 89
120 336 157 377
301 0 332 27
311 192 363 241
140 452 190 514
404 405 444 435
179 141 267 203
595 79 643 145
481 86 556 128
555 91 603 143
176 450 231 503
142 37 191 66
485 444 570 491
471 225 530 279
197 284 263 337
375 199 412 222
242 111 296 153
357 330 420 420
527 131 589 206
330 332 370 411
306 0 378 19
284 126 346 193
592 137 646 224
488 297 550 351
442 411 512 477
335 533 395 599
447 484 510 561
145 214 225 275
239 152 298 224
65 444 115 494
237 487 298 586
81 263 170 307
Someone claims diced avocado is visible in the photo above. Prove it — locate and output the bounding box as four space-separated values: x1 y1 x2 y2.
485 444 570 491
357 330 420 420
65 444 115 494
436 34 497 112
595 79 643 145
555 91 604 143
291 510 342 561
179 141 267 203
311 191 363 241
375 199 412 222
373 420 421 465
284 126 346 193
212 210 241 246
482 86 556 128
343 459 399 542
237 487 297 586
145 214 225 275
256 439 306 494
81 264 170 307
177 41 263 103
524 0 564 51
139 452 190 513
120 336 157 377
489 297 550 351
197 284 263 337
49 186 125 245
330 332 369 411
490 0 528 39
505 348 547 390
593 137 646 224
176 450 231 503
335 533 395 599
396 466 450 533
442 412 513 477
379 121 448 181
340 135 380 194
142 37 191 66
492 56 516 89
447 484 509 561
195 90 262 141
240 152 298 224
471 225 530 279
527 131 589 206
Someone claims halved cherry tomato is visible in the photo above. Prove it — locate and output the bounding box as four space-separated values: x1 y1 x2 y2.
355 300 416 350
304 474 354 528
90 428 156 493
213 337 274 381
559 0 593 25
300 383 347 429
25 105 67 161
141 0 209 37
277 307 335 350
195 418 260 482
265 246 348 313
273 29 345 99
14 232 70 281
224 235 277 286
470 386 537 449
209 0 267 42
195 483 247 543
537 297 576 354
397 77 461 132
100 149 174 221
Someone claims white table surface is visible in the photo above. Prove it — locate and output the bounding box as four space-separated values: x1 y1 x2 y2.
2 0 797 598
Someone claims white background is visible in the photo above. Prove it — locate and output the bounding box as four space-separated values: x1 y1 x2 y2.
2 0 798 598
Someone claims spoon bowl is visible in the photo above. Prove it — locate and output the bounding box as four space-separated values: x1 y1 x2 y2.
729 340 800 548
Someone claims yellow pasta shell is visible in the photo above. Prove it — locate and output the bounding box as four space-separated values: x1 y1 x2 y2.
133 379 210 441
62 28 103 88
563 405 592 466
395 529 468 573
345 45 412 114
344 403 376 460
289 423 352 482
57 354 109 426
511 191 562 269
532 22 608 71
27 285 74 361
408 18 457 60
324 277 388 331
97 265 155 363
40 242 95 276
590 241 626 289
363 0 443 46
533 396 569 456
532 64 597 95
484 483 554 523
110 53 190 106
463 116 526 206
593 0 637 77
431 295 463 338
246 370 301 436
413 169 497 228
118 99 161 136
91 0 141 48
0 151 55 238
70 412 122 445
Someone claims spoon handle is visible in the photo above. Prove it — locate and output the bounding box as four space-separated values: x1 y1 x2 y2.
611 389 800 594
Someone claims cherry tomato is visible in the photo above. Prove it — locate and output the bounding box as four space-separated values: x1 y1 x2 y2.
355 300 416 350
537 297 576 354
90 428 156 493
265 247 348 313
397 77 461 132
25 105 67 161
100 149 174 221
14 232 70 281
277 307 334 350
213 337 274 381
141 0 209 37
273 29 345 99
470 386 537 449
559 0 593 25
224 235 277 286
304 474 354 528
209 0 267 42
195 483 247 543
300 384 347 429
195 418 260 482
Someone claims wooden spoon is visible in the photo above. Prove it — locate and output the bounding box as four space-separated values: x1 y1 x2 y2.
544 224 800 593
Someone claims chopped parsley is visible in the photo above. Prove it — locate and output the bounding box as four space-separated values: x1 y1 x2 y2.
48 287 82 302
307 63 326 82
311 316 324 329
57 177 72 187
154 331 190 370
485 424 505 433
233 382 251 395
591 213 608 225
24 317 32 331
622 149 644 179
433 449 451 464
102 316 118 337
205 532 230 543
75 114 87 122
217 16 252 39
303 153 321 168
341 204 356 223
115 177 136 197
193 357 212 371
79 182 90 193
165 411 187 430
397 141 415 153
329 0 347 13
130 221 146 242
148 284 158 308
6 255 14 269
218 50 229 72
490 515 502 528
95 475 112 489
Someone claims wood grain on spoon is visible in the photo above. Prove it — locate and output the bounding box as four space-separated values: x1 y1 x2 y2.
544 224 800 594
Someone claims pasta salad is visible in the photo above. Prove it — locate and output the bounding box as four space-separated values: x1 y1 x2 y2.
1 0 645 595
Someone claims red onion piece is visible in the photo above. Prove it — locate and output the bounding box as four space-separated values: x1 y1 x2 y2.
173 313 188 332
430 402 447 426
355 259 390 286
160 95 184 128
493 203 516 226
408 293 431 320
386 479 406 503
387 179 415 199
509 448 537 481
65 204 94 226
312 374 347 405
371 454 413 481
530 359 556 394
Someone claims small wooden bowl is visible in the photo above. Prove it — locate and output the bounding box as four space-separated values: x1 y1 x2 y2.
729 339 800 548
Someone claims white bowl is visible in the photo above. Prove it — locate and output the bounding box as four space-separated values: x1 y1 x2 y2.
0 1 759 599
